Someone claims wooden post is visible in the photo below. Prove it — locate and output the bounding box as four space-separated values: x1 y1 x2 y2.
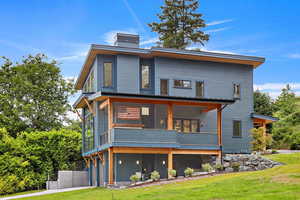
108 148 114 185
167 103 173 130
168 151 173 178
217 106 222 162
108 98 113 130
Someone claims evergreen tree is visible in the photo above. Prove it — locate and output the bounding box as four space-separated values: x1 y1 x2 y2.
149 0 209 49
253 90 274 116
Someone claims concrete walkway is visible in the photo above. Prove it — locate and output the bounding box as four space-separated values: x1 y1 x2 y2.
1 187 95 200
277 150 300 154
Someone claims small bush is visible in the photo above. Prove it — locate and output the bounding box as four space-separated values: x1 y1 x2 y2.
202 163 214 172
214 163 224 172
168 169 177 178
129 174 140 183
272 150 278 154
184 167 194 177
150 170 160 181
231 162 240 172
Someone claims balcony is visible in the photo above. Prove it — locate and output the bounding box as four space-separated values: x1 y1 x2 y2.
99 128 219 150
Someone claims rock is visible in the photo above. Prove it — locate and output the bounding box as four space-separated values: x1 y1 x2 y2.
223 162 230 168
225 167 234 172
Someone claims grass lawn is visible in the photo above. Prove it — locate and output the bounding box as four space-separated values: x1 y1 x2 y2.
19 153 300 200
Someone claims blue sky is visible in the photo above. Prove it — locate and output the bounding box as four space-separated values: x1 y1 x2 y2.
1 0 300 98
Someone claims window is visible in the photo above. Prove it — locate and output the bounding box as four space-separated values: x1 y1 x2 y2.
173 119 200 133
141 65 150 89
84 110 94 152
160 79 169 95
83 70 95 93
196 81 204 97
104 62 113 87
141 107 150 116
233 83 240 99
174 80 192 89
233 120 242 137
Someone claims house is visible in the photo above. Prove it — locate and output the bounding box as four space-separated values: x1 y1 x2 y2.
73 33 276 186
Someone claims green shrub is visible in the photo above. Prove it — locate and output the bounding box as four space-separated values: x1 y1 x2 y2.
184 167 194 177
168 169 177 178
129 174 140 183
231 162 240 172
202 163 214 172
214 163 224 172
150 170 160 181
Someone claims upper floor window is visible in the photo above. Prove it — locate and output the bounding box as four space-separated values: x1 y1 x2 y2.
233 83 241 99
173 118 200 133
233 120 242 137
83 70 94 93
160 79 169 95
141 65 150 89
103 62 113 87
174 80 191 89
196 81 204 97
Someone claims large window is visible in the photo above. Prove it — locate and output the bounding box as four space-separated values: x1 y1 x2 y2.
160 79 169 95
83 70 95 93
233 83 241 99
141 65 150 89
84 110 94 152
173 119 200 133
233 120 242 137
174 80 192 89
196 81 204 97
104 62 113 87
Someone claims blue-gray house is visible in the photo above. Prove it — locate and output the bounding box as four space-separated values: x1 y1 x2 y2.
73 33 272 186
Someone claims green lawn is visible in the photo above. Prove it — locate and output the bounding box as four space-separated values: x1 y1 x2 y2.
20 153 300 200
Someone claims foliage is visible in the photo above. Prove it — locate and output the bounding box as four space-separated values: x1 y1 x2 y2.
284 129 300 150
184 167 194 177
64 119 82 133
273 85 297 119
214 163 224 172
201 163 213 172
0 128 81 195
0 55 75 137
231 162 240 172
251 127 272 152
150 170 160 181
149 0 209 49
129 174 140 183
17 153 300 200
253 90 274 116
168 169 177 178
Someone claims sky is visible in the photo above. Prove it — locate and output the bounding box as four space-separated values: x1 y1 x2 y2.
1 0 300 100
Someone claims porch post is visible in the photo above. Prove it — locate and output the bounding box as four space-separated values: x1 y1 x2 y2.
217 106 222 161
108 147 114 185
168 151 173 178
167 103 173 130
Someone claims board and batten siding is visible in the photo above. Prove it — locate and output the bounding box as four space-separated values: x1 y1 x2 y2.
154 57 254 153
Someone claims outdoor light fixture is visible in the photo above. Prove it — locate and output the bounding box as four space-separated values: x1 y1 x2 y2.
136 160 140 165
118 160 122 165
162 160 166 165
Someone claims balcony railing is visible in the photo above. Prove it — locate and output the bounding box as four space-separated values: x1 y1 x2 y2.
98 128 219 149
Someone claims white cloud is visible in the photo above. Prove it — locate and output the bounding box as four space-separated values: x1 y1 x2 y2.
206 19 234 26
140 37 159 46
205 27 231 34
253 83 300 91
56 51 87 61
287 53 300 59
103 29 138 45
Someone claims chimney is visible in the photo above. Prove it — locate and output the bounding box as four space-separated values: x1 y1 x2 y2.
114 33 139 48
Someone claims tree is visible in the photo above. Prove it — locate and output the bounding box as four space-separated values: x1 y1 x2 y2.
273 84 297 119
149 0 209 49
0 54 75 137
253 90 274 116
250 127 272 152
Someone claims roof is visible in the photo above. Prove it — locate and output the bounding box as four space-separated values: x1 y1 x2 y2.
75 44 265 90
73 91 235 108
251 113 278 123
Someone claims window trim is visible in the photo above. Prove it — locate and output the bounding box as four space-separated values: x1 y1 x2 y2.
173 80 192 89
232 120 242 138
196 80 204 98
160 79 169 96
103 62 113 88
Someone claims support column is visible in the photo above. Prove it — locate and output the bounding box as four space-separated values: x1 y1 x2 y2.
168 151 173 178
108 148 114 185
167 103 173 130
108 98 113 130
217 107 223 162
96 158 100 187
